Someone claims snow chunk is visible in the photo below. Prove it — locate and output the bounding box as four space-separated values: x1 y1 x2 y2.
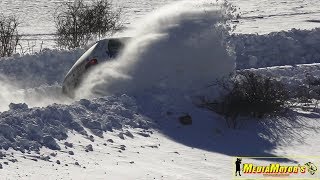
0 95 152 151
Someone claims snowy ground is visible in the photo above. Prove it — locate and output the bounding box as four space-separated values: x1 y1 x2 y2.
2 94 320 179
2 131 231 180
229 0 320 34
1 0 320 179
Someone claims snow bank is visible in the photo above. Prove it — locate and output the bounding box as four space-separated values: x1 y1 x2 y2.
0 95 151 151
244 63 320 88
77 0 236 99
0 48 84 88
233 28 320 69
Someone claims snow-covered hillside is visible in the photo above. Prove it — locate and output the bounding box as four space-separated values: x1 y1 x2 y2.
1 0 320 179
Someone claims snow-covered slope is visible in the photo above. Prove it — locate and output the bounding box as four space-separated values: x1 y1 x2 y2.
1 0 320 179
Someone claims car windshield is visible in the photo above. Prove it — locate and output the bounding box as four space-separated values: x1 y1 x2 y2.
108 39 124 58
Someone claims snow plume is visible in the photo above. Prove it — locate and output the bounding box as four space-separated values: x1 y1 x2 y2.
77 0 236 99
0 49 83 111
0 77 72 111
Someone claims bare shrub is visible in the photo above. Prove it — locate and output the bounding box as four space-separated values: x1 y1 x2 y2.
290 73 320 111
0 14 20 57
54 0 122 49
201 71 290 128
304 73 320 100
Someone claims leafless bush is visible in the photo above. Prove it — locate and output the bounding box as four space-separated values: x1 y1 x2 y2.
0 14 20 57
304 73 320 99
16 40 44 55
284 74 320 108
54 0 122 49
201 71 290 128
289 73 320 111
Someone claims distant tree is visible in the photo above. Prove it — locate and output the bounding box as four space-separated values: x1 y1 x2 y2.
54 0 122 49
0 14 20 57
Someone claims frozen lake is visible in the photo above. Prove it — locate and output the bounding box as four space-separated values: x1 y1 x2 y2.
1 0 320 49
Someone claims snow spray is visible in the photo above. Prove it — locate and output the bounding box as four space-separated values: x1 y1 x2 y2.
77 0 236 99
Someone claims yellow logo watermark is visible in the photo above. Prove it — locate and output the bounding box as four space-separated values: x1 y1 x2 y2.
243 163 306 174
233 157 319 179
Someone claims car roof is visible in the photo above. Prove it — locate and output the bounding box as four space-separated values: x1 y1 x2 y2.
97 37 131 44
